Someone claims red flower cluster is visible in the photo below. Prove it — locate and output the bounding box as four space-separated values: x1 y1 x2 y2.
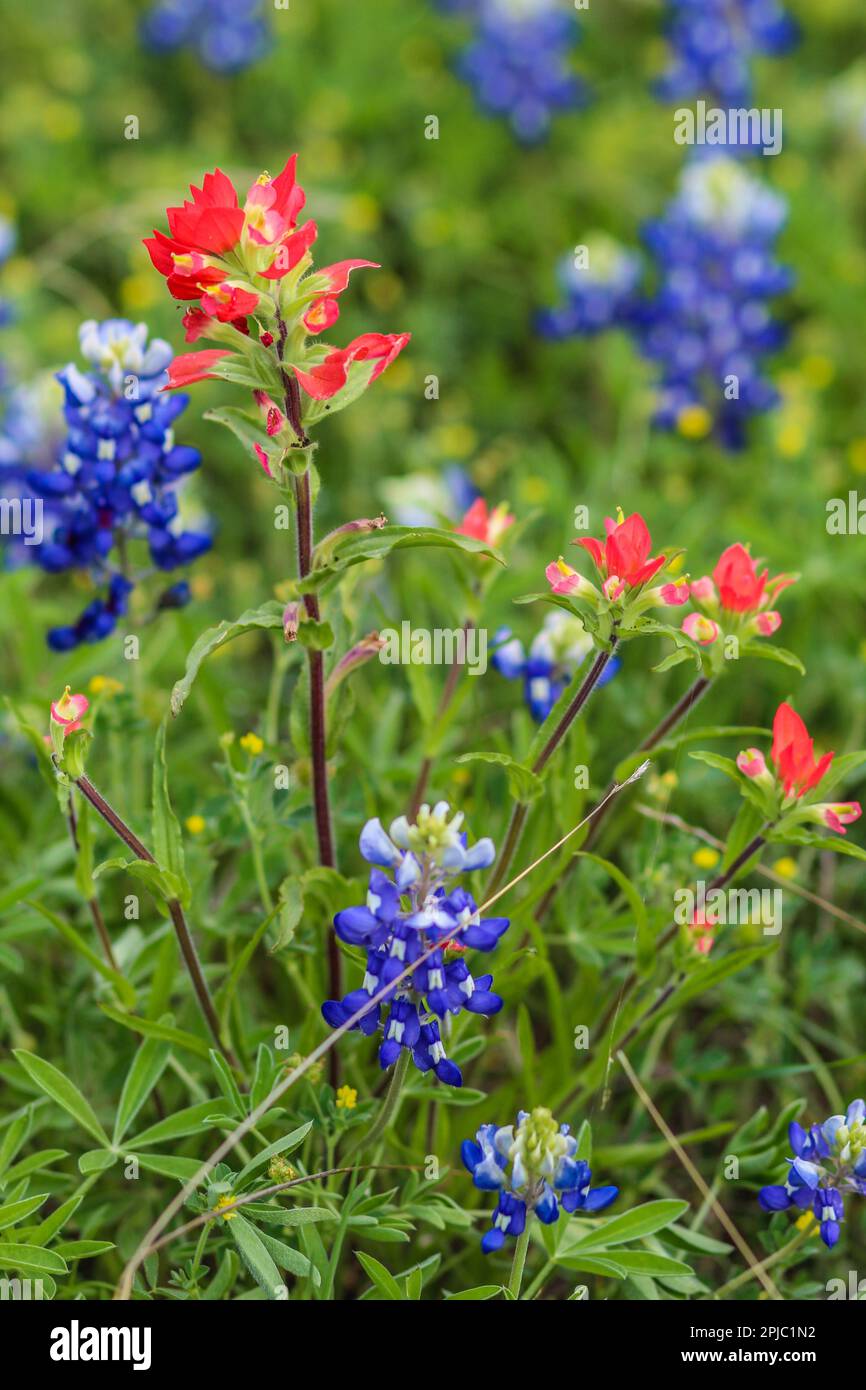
144 157 410 422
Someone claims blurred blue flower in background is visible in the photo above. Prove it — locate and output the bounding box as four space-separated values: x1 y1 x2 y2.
656 0 798 105
440 0 588 143
493 610 619 722
10 320 211 651
141 0 271 75
539 159 793 449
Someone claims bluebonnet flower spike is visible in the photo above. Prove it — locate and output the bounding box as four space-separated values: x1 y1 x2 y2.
758 1099 866 1248
322 804 506 1088
463 1107 618 1252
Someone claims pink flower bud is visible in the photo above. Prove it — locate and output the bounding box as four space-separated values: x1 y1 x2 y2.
682 612 719 645
821 802 862 836
253 443 274 478
737 748 768 779
260 331 275 348
266 406 284 437
754 610 782 636
283 602 300 642
603 575 627 601
689 576 717 603
51 687 89 730
659 581 690 606
546 558 587 597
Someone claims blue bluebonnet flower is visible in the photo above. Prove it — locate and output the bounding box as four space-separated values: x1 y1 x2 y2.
537 238 643 340
493 611 619 722
539 161 793 448
632 159 792 447
656 0 798 105
141 0 271 75
463 1106 618 1251
758 1100 866 1249
322 804 508 1088
19 319 210 650
442 0 588 144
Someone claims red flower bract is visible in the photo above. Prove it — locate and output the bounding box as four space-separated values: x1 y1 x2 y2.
576 512 665 590
712 542 796 615
164 349 232 390
771 702 834 799
293 332 410 401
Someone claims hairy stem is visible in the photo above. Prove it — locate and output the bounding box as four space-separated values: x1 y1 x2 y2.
293 469 342 1029
75 774 237 1068
66 793 118 972
508 1221 532 1300
485 640 619 899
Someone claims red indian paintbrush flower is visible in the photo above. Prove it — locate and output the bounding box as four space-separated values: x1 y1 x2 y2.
144 156 410 453
575 512 666 600
456 498 515 547
771 702 834 799
737 703 862 838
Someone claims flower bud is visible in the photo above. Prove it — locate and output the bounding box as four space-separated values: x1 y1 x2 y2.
682 612 719 645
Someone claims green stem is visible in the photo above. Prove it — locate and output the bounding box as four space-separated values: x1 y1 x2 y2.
75 774 238 1071
712 1221 814 1300
343 1048 410 1161
508 1220 532 1300
485 640 618 899
265 643 291 748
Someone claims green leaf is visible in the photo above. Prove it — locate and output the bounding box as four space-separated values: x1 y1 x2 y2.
255 1230 319 1284
112 1035 171 1145
152 720 187 898
203 405 270 454
445 1284 503 1300
170 602 286 717
127 1099 233 1149
73 795 95 901
240 1204 336 1227
208 1049 245 1119
740 640 806 675
2 1149 68 1186
771 826 866 861
54 1239 115 1259
0 1194 48 1230
0 1243 68 1276
558 1254 627 1279
601 1250 694 1278
573 852 652 973
296 619 334 651
22 900 135 1008
355 1250 404 1300
299 525 504 594
133 1153 203 1180
455 751 544 804
77 1149 117 1174
234 1122 313 1189
568 1199 689 1250
92 857 185 908
230 1215 285 1300
13 1051 110 1146
97 1006 212 1061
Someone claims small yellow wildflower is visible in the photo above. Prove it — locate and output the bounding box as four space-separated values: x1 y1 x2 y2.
268 1156 299 1184
214 1194 237 1222
773 856 799 880
799 354 834 390
336 1085 358 1111
692 847 720 871
240 732 264 756
88 675 123 696
795 1209 817 1233
676 404 712 440
185 815 206 836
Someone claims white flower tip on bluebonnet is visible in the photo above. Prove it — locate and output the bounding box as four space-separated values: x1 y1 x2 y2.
395 852 421 889
674 158 788 241
77 318 174 393
464 837 496 871
359 817 401 867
